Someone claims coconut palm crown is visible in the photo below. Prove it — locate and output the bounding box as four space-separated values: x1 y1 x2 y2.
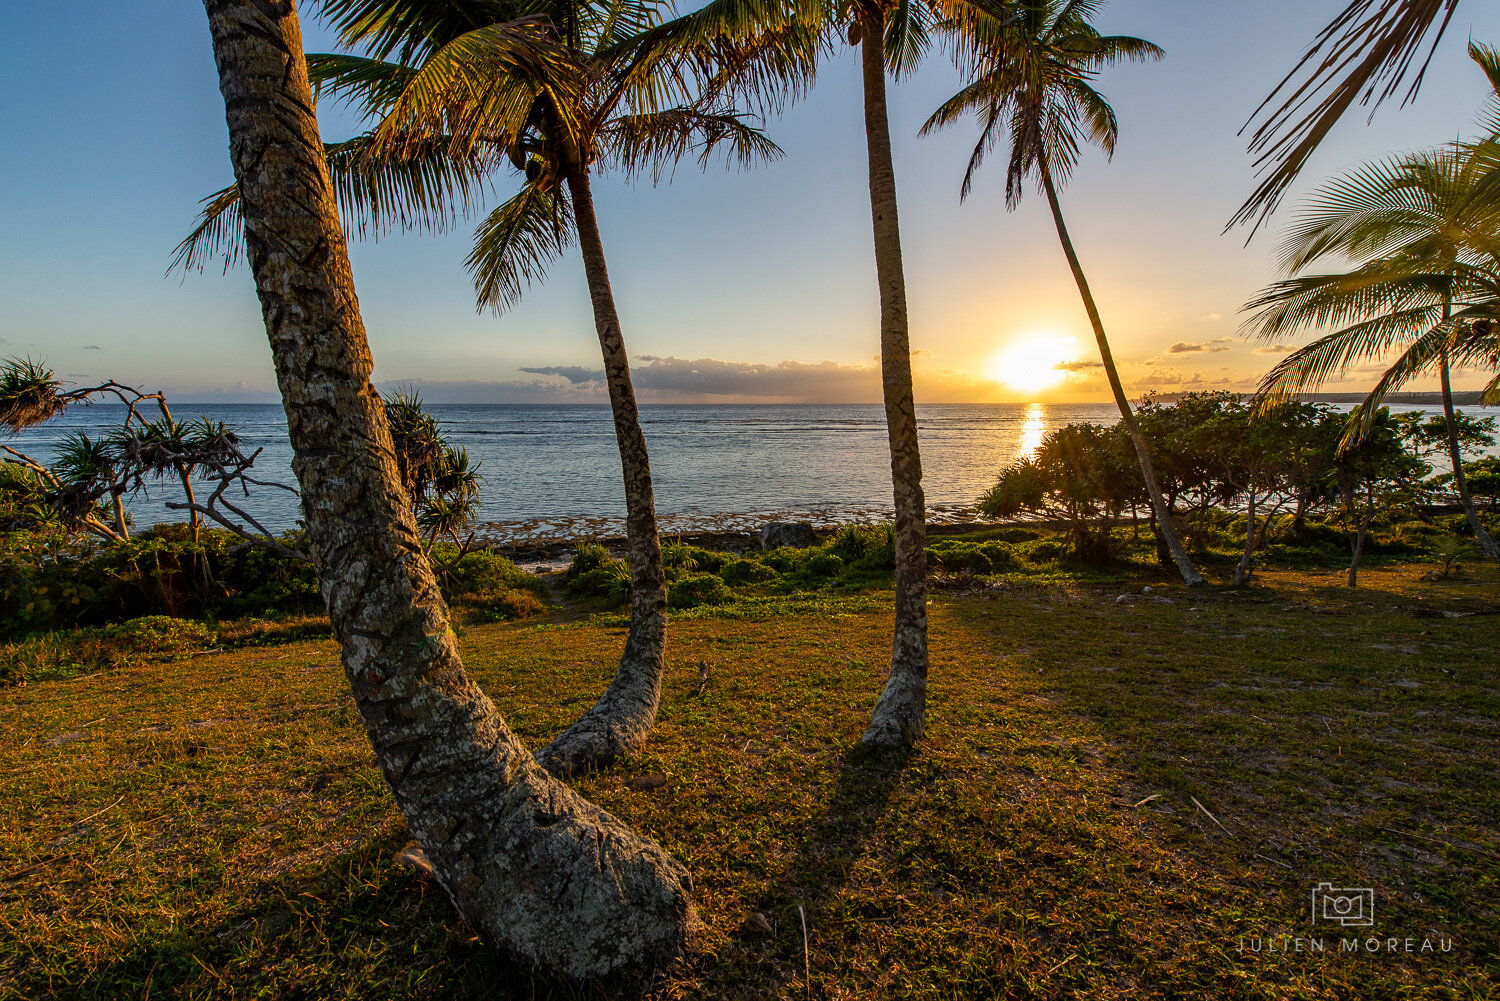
1242 117 1500 558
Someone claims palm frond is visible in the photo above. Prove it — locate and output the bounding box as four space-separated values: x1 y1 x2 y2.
319 0 523 65
1233 0 1461 233
601 107 783 183
307 52 417 118
884 0 933 79
466 181 575 313
373 18 584 160
1254 306 1453 408
171 131 495 272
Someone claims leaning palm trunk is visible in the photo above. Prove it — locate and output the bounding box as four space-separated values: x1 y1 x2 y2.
1439 345 1500 561
1040 165 1204 586
858 8 930 748
200 0 696 976
535 162 670 776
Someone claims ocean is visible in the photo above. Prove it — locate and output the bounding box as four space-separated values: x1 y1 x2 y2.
9 400 1489 543
9 403 1122 541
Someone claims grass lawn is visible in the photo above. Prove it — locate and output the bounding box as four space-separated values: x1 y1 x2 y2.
2 563 1498 998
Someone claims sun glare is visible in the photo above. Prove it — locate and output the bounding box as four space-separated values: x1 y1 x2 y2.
988 335 1079 395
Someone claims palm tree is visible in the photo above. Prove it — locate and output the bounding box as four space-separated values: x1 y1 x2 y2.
1244 136 1500 560
179 0 779 775
921 0 1203 586
843 0 937 747
643 0 936 745
197 0 697 974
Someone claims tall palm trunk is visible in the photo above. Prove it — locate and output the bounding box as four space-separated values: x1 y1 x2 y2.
1438 341 1500 561
536 162 670 776
858 7 929 748
200 0 696 976
1040 164 1204 586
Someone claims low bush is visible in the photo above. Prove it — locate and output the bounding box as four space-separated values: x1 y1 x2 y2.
926 539 1023 575
669 573 734 609
720 557 779 586
99 615 216 655
469 589 548 622
439 548 548 602
1 615 218 686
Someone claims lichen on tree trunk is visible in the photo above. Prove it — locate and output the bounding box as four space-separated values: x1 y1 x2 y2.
857 9 929 748
199 0 697 976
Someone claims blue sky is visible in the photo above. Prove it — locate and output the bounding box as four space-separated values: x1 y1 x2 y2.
5 1 1500 402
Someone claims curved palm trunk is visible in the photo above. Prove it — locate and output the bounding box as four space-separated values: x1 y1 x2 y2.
858 10 929 748
201 0 696 976
1040 165 1203 587
534 164 670 777
1439 347 1500 561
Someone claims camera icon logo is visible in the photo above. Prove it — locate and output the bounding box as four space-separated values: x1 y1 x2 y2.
1311 883 1375 927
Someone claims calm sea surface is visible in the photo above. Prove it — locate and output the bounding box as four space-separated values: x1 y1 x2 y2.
9 401 1488 541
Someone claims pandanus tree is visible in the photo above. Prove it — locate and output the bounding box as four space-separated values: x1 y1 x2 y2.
1243 100 1500 560
179 0 781 775
921 0 1203 585
197 0 697 974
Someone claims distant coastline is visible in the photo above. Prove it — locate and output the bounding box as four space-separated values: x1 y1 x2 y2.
1144 391 1497 406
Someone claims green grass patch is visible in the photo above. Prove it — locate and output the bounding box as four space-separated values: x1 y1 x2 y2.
2 563 1498 997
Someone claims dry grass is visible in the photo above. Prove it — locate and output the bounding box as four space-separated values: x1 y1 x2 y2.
1 566 1498 999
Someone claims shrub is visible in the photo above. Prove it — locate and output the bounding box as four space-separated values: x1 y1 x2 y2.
926 540 1023 575
1 615 217 687
661 539 699 574
101 615 216 655
827 524 895 573
494 590 547 620
1024 539 1067 564
803 552 846 579
564 541 615 579
565 556 630 607
720 557 779 585
668 573 733 609
440 549 546 601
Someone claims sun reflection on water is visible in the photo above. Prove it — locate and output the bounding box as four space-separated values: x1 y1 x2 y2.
1018 402 1045 459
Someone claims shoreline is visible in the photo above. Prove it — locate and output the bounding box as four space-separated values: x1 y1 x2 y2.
474 504 1005 567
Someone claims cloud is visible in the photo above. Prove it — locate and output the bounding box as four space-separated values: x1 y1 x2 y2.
82 345 102 350
1201 313 1223 321
378 354 1010 404
1057 360 1104 371
519 365 604 384
1252 343 1296 355
1166 337 1234 354
1135 365 1207 387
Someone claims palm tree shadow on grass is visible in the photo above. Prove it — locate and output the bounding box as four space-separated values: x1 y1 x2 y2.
732 742 915 975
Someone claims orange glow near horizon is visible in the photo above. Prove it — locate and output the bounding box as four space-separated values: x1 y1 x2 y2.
988 334 1079 396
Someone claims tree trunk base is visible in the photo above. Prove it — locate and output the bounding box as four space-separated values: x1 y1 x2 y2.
861 669 927 747
535 642 664 777
536 712 649 777
434 751 702 976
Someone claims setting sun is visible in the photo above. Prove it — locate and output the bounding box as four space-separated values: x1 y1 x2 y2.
987 334 1080 395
